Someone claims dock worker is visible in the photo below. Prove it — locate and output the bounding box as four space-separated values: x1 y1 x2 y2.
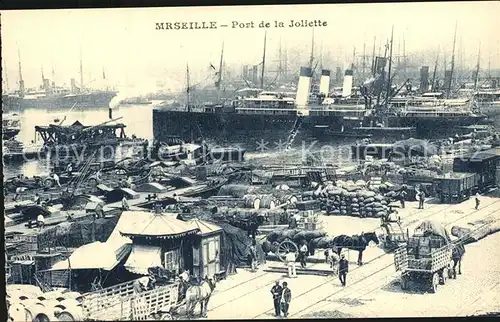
280 282 292 318
66 163 73 176
52 171 61 188
298 241 308 268
133 277 149 294
249 240 258 272
179 269 190 300
329 247 340 275
37 213 45 230
338 254 349 287
270 281 283 317
121 196 130 210
284 249 297 278
418 190 425 210
13 187 27 201
33 193 41 205
399 189 407 209
475 192 480 210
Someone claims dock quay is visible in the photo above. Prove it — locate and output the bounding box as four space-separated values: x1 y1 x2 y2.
5 129 500 322
5 4 500 319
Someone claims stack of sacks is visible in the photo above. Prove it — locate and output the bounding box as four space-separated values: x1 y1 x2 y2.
323 180 390 218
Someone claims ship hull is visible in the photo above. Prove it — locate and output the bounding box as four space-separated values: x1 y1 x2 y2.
153 109 486 145
387 115 487 136
2 91 117 110
152 109 345 148
478 102 500 118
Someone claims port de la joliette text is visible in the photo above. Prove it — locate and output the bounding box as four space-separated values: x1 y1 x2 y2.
155 20 328 30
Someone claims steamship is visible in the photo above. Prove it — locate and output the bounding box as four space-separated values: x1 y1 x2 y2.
153 67 372 146
3 54 117 111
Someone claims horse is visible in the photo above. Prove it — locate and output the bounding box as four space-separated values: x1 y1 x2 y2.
332 232 380 265
185 275 217 318
450 243 465 279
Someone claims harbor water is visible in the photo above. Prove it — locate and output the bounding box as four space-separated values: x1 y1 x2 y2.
3 104 155 178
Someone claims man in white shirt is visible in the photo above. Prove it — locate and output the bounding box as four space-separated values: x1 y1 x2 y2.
121 196 130 210
298 242 308 268
284 250 297 278
52 172 61 187
37 214 45 230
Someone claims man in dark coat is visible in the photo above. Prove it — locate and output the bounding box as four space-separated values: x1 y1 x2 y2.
338 254 349 286
270 281 283 317
400 189 407 209
418 190 425 209
280 281 292 317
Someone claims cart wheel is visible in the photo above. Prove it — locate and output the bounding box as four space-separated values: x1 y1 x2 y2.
44 178 54 188
431 272 439 293
277 239 298 262
87 178 98 188
400 275 409 290
160 313 173 320
441 268 448 285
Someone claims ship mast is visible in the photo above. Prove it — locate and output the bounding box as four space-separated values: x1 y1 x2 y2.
17 48 25 98
80 47 84 92
431 46 440 91
447 22 457 99
186 63 191 112
474 43 481 91
384 26 394 110
351 46 356 72
278 38 283 83
3 59 9 93
309 28 314 69
217 42 224 102
261 31 267 89
371 36 376 76
402 34 406 79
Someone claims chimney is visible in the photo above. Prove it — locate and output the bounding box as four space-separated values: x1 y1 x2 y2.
335 67 342 82
252 65 259 86
342 69 354 97
319 69 331 96
420 66 430 93
71 78 78 93
243 65 249 79
444 70 452 93
296 67 312 113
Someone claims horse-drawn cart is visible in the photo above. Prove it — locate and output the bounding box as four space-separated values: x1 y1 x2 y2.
82 279 180 321
394 226 453 293
262 210 327 261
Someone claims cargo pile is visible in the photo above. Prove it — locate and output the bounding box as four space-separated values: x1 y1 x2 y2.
261 228 326 255
406 235 447 270
320 180 393 218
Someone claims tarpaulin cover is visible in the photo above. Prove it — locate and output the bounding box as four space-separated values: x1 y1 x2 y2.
50 241 131 271
215 221 266 274
124 244 162 275
37 215 120 250
118 211 200 238
415 220 451 243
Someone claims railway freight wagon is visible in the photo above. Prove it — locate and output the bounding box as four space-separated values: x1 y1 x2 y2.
453 151 500 191
433 172 479 203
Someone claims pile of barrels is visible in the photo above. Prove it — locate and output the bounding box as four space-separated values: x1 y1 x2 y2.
7 287 84 322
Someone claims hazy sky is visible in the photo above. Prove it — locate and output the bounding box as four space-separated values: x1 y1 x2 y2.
2 2 499 92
